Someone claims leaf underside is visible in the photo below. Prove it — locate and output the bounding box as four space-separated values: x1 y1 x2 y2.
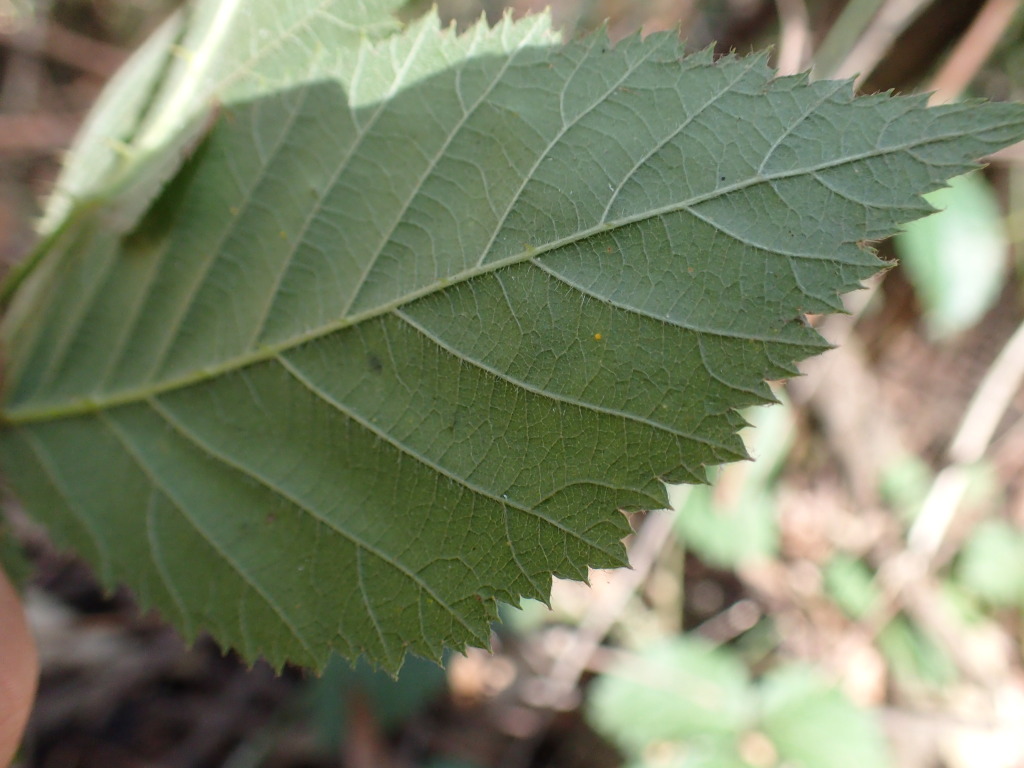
2 1 1023 671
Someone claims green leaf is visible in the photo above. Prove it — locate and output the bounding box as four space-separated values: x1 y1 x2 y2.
37 0 402 237
3 3 1024 671
34 10 187 238
2 0 407 303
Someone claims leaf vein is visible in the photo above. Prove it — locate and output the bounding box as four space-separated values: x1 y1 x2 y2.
355 546 394 659
145 391 479 639
18 428 114 582
392 305 740 456
99 410 316 659
530 259 815 347
474 31 662 268
600 54 762 223
275 351 605 549
145 489 192 634
340 18 548 319
36 238 122 392
4 125 971 424
250 19 439 345
136 79 318 383
756 79 847 176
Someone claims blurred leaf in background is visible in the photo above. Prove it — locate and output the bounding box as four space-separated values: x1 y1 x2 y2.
879 455 935 523
878 616 959 690
425 759 489 768
957 518 1024 609
896 171 1009 339
825 553 959 690
587 637 893 768
587 639 752 766
669 397 794 569
759 666 893 768
308 652 447 754
824 554 880 621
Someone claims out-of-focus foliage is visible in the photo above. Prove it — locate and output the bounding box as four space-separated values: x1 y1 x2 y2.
957 519 1024 608
309 653 447 752
896 171 1009 339
587 637 893 768
669 398 794 568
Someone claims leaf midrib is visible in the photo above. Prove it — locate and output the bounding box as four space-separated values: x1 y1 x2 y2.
1 130 973 425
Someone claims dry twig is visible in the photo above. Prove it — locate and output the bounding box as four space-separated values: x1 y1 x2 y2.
928 0 1022 105
833 0 937 85
774 0 811 75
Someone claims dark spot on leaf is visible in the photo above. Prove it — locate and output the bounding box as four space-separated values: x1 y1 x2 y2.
368 353 383 374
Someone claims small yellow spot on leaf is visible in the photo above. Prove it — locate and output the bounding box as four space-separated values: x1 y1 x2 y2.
593 333 602 341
